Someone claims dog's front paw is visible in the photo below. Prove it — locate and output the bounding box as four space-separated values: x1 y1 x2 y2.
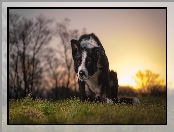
132 97 140 105
106 98 113 104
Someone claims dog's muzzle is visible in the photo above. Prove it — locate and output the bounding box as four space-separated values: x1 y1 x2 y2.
79 70 85 77
78 70 89 81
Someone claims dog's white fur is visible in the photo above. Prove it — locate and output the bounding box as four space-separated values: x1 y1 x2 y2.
106 98 114 104
77 51 88 81
132 97 140 105
80 36 99 48
85 69 102 95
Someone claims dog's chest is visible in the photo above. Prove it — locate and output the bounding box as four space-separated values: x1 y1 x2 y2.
85 69 102 94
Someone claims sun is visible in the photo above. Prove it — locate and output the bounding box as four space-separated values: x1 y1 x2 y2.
110 66 138 88
118 75 137 88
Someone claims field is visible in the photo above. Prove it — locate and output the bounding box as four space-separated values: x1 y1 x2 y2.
9 95 166 124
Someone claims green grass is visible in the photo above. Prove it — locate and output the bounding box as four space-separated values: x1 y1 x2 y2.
9 95 166 124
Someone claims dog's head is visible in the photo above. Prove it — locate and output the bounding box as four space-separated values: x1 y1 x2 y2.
70 34 102 81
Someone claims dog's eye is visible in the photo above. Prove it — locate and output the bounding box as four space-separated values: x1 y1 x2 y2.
87 59 91 65
76 59 81 65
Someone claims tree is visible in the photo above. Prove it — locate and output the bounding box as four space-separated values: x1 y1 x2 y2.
9 14 54 98
56 18 85 91
133 69 165 92
9 14 86 99
44 48 65 99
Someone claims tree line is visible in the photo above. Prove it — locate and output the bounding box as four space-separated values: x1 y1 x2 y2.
119 70 166 98
9 14 86 99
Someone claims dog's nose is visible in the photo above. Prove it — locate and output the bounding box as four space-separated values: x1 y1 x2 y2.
79 70 85 77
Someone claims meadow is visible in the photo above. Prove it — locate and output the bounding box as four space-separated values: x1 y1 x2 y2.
9 95 166 124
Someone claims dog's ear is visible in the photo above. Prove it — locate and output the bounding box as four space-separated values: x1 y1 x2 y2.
70 39 81 56
70 39 80 50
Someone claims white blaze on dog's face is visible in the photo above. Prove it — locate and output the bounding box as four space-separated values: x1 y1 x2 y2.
77 50 88 81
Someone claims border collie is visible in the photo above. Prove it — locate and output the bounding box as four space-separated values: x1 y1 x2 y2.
70 33 140 105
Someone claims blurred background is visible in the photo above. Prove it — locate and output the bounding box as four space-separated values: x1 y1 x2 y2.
8 8 166 100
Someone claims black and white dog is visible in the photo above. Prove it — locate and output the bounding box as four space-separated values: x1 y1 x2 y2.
70 33 140 104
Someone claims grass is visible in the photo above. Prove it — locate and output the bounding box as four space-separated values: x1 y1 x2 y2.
9 95 166 124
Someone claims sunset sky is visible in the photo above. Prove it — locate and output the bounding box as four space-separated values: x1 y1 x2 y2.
9 8 166 88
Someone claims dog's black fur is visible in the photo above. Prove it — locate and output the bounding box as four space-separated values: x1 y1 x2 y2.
70 33 140 104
